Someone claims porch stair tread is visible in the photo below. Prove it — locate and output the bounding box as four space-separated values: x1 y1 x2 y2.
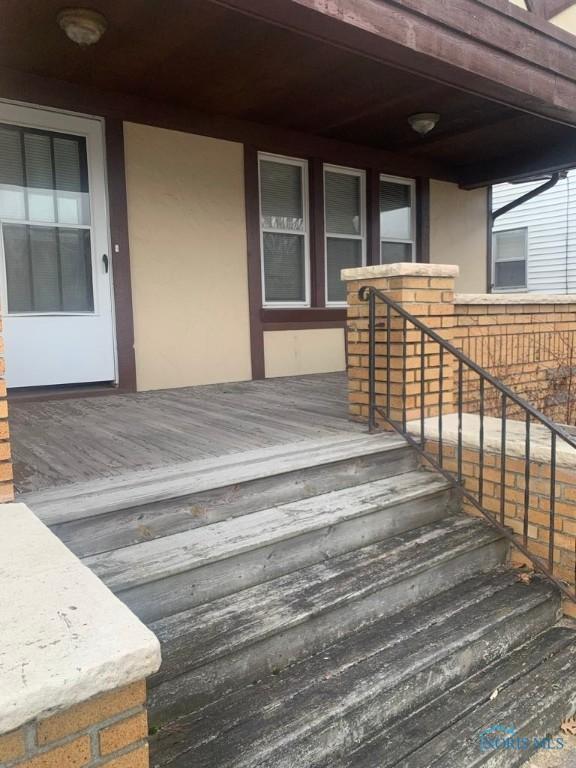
150 573 561 768
84 469 451 595
148 516 505 719
330 625 576 768
21 432 406 525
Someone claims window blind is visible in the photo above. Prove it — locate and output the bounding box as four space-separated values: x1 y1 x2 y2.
259 156 308 304
380 241 412 264
379 179 412 241
4 224 94 313
263 232 305 302
260 160 303 231
324 171 361 236
326 237 362 303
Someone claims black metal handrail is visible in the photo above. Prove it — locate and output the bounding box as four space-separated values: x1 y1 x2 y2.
360 284 576 604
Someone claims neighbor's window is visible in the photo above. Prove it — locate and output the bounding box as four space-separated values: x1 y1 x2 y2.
379 175 415 264
258 153 309 305
493 228 527 290
324 165 366 304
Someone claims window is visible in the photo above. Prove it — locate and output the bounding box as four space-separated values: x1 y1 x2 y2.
379 175 415 264
0 124 94 313
324 165 366 304
493 228 527 290
258 153 309 306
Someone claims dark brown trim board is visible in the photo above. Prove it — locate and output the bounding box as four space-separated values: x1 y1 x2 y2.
105 118 137 392
261 309 347 323
263 321 346 331
416 177 431 263
210 0 576 128
486 186 494 293
244 145 266 379
367 169 380 267
309 158 326 307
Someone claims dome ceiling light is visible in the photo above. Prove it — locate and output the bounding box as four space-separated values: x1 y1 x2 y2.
407 113 440 136
57 8 107 46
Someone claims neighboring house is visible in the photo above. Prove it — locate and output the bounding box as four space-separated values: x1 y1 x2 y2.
492 171 576 293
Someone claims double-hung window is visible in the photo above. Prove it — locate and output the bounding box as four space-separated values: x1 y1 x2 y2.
379 175 415 264
258 153 309 306
492 228 527 291
324 165 366 305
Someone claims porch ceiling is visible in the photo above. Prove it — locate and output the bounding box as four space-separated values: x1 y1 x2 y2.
2 0 576 186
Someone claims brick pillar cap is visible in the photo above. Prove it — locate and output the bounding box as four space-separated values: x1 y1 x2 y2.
341 263 459 281
0 503 161 735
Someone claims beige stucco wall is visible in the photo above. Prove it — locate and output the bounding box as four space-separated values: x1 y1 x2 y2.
264 329 346 378
429 180 488 293
508 0 527 8
550 6 576 33
123 122 252 390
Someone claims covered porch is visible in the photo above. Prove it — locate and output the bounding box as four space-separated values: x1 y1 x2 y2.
0 0 575 398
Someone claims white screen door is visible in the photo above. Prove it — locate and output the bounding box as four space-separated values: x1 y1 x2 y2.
0 103 116 388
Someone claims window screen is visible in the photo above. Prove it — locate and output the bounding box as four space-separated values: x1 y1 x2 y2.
493 228 527 290
379 177 415 264
325 166 365 303
0 123 93 313
259 156 308 304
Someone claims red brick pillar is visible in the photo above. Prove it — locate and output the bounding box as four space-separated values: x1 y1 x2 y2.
343 264 458 426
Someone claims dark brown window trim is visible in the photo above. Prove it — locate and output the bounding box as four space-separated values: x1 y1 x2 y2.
309 158 326 307
416 177 431 263
367 168 380 267
105 118 137 392
247 148 431 377
261 308 346 323
244 145 266 380
263 321 346 332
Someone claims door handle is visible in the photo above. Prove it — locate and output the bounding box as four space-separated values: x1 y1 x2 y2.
102 254 109 273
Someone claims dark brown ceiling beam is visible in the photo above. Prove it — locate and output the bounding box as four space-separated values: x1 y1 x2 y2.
208 0 576 127
0 63 454 182
457 138 576 188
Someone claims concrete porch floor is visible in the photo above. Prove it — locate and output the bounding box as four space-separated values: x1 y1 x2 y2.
10 372 358 495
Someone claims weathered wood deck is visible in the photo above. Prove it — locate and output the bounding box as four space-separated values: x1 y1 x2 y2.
10 372 359 495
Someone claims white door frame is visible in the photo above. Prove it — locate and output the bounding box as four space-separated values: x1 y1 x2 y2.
0 100 118 387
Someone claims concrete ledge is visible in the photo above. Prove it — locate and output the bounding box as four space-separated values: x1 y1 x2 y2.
0 503 161 735
455 293 576 305
341 263 459 281
407 414 576 469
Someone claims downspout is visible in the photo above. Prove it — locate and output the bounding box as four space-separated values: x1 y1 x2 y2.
489 171 566 292
491 172 564 223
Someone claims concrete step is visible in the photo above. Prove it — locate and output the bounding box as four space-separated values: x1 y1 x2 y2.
150 573 561 768
148 516 506 722
337 626 576 767
49 434 415 558
24 433 410 527
86 469 455 622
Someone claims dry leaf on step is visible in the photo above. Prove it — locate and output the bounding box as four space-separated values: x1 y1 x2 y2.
137 525 154 539
489 688 499 701
561 718 576 736
515 572 534 585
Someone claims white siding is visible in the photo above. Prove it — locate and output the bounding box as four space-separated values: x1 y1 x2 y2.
492 172 576 294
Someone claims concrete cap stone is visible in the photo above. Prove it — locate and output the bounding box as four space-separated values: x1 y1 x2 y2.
0 503 161 735
341 263 459 281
